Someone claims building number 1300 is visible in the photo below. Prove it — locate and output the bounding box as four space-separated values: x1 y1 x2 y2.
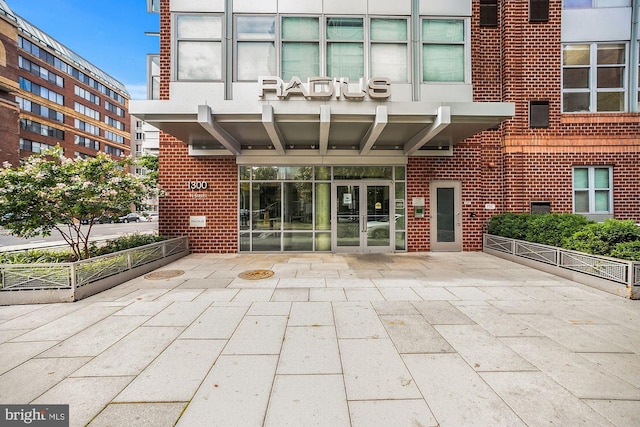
187 181 208 190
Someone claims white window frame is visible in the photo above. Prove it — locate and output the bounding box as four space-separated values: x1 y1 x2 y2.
173 13 224 81
420 17 471 84
562 42 628 113
573 166 613 217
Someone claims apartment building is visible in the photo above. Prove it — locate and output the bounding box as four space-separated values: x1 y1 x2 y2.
131 0 640 254
0 0 130 164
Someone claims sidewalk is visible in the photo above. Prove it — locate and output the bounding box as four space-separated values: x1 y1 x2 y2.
0 252 639 426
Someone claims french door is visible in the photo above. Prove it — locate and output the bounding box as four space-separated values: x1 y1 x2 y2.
333 182 392 253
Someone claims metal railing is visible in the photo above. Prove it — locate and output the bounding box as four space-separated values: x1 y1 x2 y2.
1 237 188 292
484 234 639 288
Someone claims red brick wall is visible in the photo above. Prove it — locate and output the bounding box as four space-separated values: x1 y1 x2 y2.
158 135 238 253
0 20 20 166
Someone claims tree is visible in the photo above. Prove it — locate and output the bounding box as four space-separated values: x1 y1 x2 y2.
137 153 158 187
0 147 154 260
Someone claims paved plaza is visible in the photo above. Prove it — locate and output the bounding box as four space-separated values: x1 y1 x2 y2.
1 252 639 426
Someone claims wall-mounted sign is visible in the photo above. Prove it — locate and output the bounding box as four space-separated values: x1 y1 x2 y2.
343 193 352 205
484 204 496 210
259 76 391 100
187 181 208 190
189 216 206 227
412 197 425 207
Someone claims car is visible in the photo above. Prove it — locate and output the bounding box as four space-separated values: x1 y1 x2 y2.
118 213 143 223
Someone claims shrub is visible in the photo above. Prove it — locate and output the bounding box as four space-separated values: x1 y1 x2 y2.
487 213 529 240
563 219 640 257
0 234 168 264
609 241 640 261
524 213 592 247
488 213 592 246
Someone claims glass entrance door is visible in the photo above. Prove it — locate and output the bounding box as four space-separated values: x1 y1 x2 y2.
334 183 392 253
430 180 462 251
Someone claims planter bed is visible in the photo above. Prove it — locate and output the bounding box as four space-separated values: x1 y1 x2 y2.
483 234 640 299
0 237 189 305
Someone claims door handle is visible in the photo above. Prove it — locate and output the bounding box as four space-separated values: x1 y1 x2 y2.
456 212 461 226
362 215 367 233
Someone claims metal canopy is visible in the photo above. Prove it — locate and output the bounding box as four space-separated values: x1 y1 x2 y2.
131 99 514 161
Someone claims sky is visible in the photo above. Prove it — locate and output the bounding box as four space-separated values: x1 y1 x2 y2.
8 0 159 100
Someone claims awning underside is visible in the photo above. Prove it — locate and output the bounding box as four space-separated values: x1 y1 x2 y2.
132 101 514 158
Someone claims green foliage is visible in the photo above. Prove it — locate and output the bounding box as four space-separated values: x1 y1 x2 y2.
136 154 158 187
0 234 168 264
0 249 73 264
563 219 640 257
488 213 640 261
487 213 592 246
487 213 529 240
0 147 155 259
609 241 640 262
93 234 167 256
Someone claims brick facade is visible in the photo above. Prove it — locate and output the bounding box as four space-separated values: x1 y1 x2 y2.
0 17 19 166
156 0 640 253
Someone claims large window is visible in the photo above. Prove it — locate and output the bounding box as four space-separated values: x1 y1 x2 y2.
176 14 222 80
573 166 613 216
327 17 364 80
19 77 64 105
563 0 629 8
562 43 627 112
422 19 466 82
236 16 276 81
370 18 409 82
281 17 320 80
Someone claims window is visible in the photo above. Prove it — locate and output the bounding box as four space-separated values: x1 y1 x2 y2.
236 16 276 81
105 116 125 131
104 145 125 156
20 119 64 139
370 18 409 82
16 97 64 122
74 135 100 150
74 102 100 120
562 43 626 112
422 19 466 82
75 85 100 105
105 131 125 144
530 101 549 127
327 17 364 80
19 77 64 105
281 17 320 80
20 138 54 154
563 0 629 8
74 119 100 136
105 101 125 117
18 56 64 87
176 14 223 80
530 0 549 22
573 166 613 215
480 0 499 27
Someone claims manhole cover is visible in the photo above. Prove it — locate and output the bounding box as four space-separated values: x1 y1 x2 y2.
144 270 185 280
238 269 275 280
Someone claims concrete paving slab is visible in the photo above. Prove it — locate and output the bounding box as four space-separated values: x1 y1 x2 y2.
481 371 615 426
264 375 350 427
348 400 438 427
89 402 186 427
114 339 225 402
0 252 638 426
177 355 278 427
0 356 90 404
33 376 133 427
403 353 526 427
339 338 422 400
71 326 183 377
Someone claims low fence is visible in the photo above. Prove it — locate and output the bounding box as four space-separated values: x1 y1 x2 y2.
483 234 640 299
0 236 189 305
